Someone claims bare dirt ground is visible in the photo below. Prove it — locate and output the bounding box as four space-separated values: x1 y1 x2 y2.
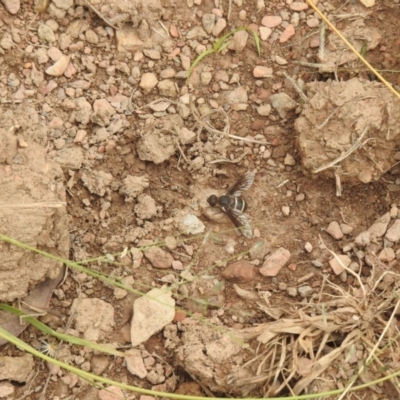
1 0 400 399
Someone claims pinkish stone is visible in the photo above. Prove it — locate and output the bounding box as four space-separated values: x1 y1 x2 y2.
280 24 295 43
309 35 320 48
290 2 309 11
261 16 282 28
170 25 178 38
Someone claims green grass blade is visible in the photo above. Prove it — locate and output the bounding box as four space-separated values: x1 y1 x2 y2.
0 304 125 357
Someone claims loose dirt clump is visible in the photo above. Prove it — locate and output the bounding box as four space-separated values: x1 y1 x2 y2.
295 77 400 184
0 116 69 302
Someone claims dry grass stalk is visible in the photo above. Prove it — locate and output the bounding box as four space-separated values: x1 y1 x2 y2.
228 254 400 397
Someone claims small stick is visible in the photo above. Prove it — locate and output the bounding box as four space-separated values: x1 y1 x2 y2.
334 171 342 197
318 22 326 62
227 0 232 21
297 272 314 284
283 72 308 102
157 20 170 36
151 27 166 38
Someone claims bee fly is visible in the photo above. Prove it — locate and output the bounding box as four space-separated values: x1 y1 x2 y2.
207 171 255 238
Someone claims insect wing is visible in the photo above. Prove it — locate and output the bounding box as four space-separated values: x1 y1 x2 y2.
225 207 253 238
226 171 255 198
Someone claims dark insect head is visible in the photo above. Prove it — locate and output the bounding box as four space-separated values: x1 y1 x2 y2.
207 194 218 207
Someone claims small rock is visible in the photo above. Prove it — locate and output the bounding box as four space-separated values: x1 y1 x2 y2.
326 221 343 240
170 25 178 37
213 18 227 36
309 35 320 48
180 54 191 71
282 206 290 216
81 170 113 196
179 214 205 235
368 212 390 237
186 26 208 39
238 10 246 20
157 79 177 97
1 0 20 14
279 24 295 43
329 254 351 275
257 104 271 116
261 16 282 28
135 194 159 220
340 224 353 235
160 68 176 79
306 18 320 28
390 205 398 218
358 168 373 183
125 349 147 379
72 298 114 341
284 153 296 166
233 30 248 52
115 27 144 53
259 26 272 41
45 55 70 76
202 14 215 35
130 288 175 347
178 127 196 144
0 354 33 382
270 93 297 118
54 147 84 170
99 386 124 400
251 119 264 131
221 260 255 283
0 383 14 397
249 240 271 260
0 32 13 49
304 242 313 252
200 71 212 85
379 248 395 263
290 2 308 11
298 285 313 298
143 49 161 60
386 219 400 242
225 86 248 104
139 72 158 92
38 24 56 43
143 247 173 269
260 247 290 277
275 55 288 65
136 131 176 164
85 29 99 44
253 66 273 78
52 0 73 10
91 98 116 126
287 287 297 297
120 175 149 201
354 231 371 247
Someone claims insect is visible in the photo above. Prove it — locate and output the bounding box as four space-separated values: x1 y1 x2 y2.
207 171 255 238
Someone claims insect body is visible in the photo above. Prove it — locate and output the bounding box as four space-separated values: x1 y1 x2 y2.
207 171 255 238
